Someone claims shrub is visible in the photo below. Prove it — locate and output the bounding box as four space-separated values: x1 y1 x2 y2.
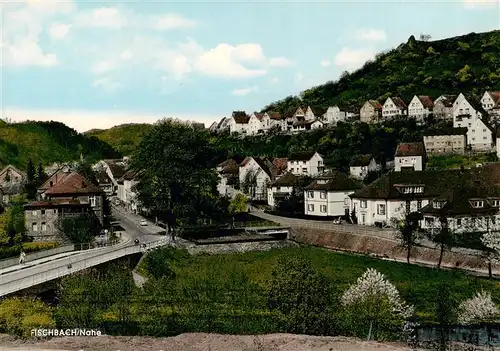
0 298 55 338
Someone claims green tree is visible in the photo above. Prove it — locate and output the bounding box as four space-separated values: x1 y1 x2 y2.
0 198 27 245
434 281 458 351
393 210 423 264
75 161 98 185
59 213 100 246
228 193 248 214
24 158 37 200
36 162 47 186
431 213 456 269
130 119 220 231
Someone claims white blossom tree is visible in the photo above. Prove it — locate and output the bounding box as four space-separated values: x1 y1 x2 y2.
457 290 499 325
341 268 414 340
480 217 500 278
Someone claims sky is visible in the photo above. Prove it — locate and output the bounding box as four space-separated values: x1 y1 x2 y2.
0 0 499 132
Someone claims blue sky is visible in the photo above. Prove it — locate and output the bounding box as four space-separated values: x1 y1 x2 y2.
1 0 499 132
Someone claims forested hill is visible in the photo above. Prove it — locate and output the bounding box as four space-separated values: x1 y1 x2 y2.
261 30 500 115
0 120 120 169
85 123 153 156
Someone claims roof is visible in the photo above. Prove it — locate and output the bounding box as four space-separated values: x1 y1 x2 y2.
271 172 299 187
487 91 500 106
350 154 374 167
24 199 91 209
104 160 126 179
267 112 282 120
366 100 382 110
272 157 288 175
435 95 457 107
218 159 240 175
232 112 250 124
288 151 319 161
121 170 137 181
293 120 314 127
395 142 426 157
240 156 279 179
305 171 363 192
423 127 468 136
350 168 494 200
0 165 26 178
388 97 407 109
254 113 265 121
39 166 72 191
417 95 434 108
44 172 102 195
95 170 113 185
309 106 326 117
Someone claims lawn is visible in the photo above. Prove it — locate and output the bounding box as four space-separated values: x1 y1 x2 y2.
427 153 497 170
153 246 500 322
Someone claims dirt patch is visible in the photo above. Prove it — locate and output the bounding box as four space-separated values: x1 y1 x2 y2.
0 333 422 351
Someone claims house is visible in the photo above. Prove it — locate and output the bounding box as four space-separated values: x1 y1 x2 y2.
311 120 325 130
287 152 324 176
322 106 347 125
117 170 139 213
266 112 283 131
239 157 279 201
228 111 250 135
209 121 218 133
304 171 363 217
214 117 231 134
394 142 427 172
408 95 434 123
349 154 380 180
248 113 264 136
452 95 485 129
24 172 104 242
433 95 457 121
216 157 245 198
92 159 127 195
382 97 407 120
267 172 300 208
0 165 26 204
360 100 383 123
481 91 500 119
423 128 468 155
349 168 473 226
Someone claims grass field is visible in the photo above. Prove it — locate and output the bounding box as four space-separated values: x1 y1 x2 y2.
427 153 497 170
146 246 500 322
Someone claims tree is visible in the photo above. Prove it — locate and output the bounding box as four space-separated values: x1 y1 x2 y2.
242 170 258 199
480 216 500 278
36 162 47 187
267 255 335 335
59 213 101 246
341 268 414 341
392 209 423 264
24 159 37 200
420 33 432 41
75 161 98 186
431 213 456 269
228 193 247 214
130 119 220 232
0 197 27 245
434 281 458 351
458 290 499 325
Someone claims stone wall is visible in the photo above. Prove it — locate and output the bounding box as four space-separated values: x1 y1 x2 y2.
187 240 297 255
290 227 497 272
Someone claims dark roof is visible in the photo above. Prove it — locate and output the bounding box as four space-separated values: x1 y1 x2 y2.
395 142 426 157
467 96 489 117
44 172 102 195
417 95 434 108
267 112 282 120
219 159 240 175
389 97 407 109
293 120 314 127
435 95 457 107
104 160 126 179
488 91 500 106
95 170 113 185
272 158 288 175
350 168 494 200
271 172 299 187
120 170 137 181
24 199 91 209
367 100 382 110
288 152 319 161
350 154 373 167
309 106 326 117
305 171 363 192
423 127 468 136
232 111 250 124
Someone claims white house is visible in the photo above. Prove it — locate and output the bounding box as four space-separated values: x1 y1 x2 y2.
228 112 250 135
92 159 127 196
304 171 362 217
287 152 324 176
117 170 138 213
239 157 277 201
408 95 434 123
267 172 299 208
453 96 493 151
216 157 245 198
322 106 346 125
452 95 484 129
433 95 457 121
382 97 407 120
481 91 500 119
311 120 325 130
360 100 383 124
349 154 380 180
467 117 494 151
266 112 284 130
394 142 426 172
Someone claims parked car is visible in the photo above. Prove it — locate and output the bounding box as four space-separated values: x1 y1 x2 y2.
140 219 148 226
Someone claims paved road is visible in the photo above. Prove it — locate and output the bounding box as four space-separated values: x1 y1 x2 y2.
111 206 165 243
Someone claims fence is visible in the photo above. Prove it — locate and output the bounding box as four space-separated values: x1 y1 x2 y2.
415 323 500 347
0 245 75 270
0 237 173 297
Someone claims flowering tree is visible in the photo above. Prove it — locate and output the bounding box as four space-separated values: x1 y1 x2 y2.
457 290 499 325
341 268 414 340
480 217 500 278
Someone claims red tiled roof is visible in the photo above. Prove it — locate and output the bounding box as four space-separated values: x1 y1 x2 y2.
418 95 434 108
39 168 72 191
391 97 407 109
272 158 288 174
367 100 382 110
395 142 426 157
267 112 281 120
489 91 500 105
254 113 264 121
44 172 102 195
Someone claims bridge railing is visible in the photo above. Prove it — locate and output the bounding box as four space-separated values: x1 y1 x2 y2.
0 237 173 297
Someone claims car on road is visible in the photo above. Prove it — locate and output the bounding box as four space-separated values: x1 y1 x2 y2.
140 219 148 226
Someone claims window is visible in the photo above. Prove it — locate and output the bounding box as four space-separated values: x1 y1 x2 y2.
320 192 326 199
360 200 367 208
308 204 315 212
377 204 386 215
320 205 327 213
483 129 487 132
41 222 47 231
302 161 306 165
491 200 500 207
32 223 38 231
457 218 462 226
307 191 314 199
434 201 443 209
290 168 294 172
89 195 96 207
302 168 308 173
417 201 422 210
406 201 411 213
32 210 38 216
41 210 45 215
361 214 366 223
276 186 281 192
472 200 484 208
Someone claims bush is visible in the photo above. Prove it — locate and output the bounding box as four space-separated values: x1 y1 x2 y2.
0 298 55 338
0 241 59 260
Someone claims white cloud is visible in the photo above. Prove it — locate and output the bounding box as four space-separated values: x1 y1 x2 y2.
294 72 304 83
355 28 387 42
119 50 133 61
231 86 258 96
269 77 279 84
463 0 499 9
153 13 197 30
91 60 116 74
1 107 219 133
48 23 70 39
74 7 128 29
2 40 59 67
93 77 121 92
268 57 292 67
320 60 331 67
334 48 374 70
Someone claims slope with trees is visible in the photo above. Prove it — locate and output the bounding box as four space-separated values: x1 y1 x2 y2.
261 30 500 115
86 123 154 156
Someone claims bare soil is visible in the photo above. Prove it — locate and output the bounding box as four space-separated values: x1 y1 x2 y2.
0 333 423 351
